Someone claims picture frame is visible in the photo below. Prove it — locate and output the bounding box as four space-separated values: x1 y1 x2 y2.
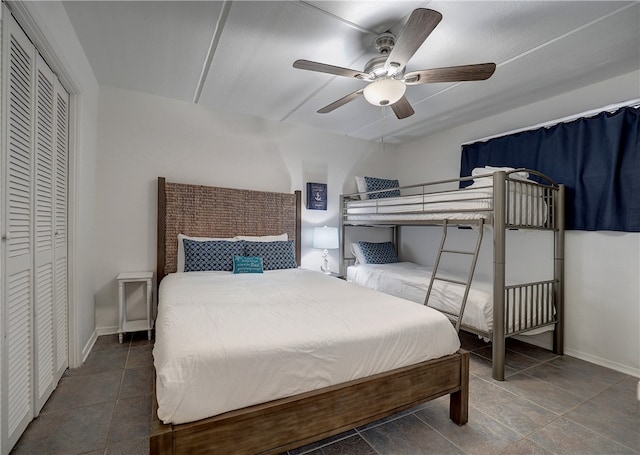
306 182 327 210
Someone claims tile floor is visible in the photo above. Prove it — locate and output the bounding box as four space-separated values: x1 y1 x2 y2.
11 331 640 455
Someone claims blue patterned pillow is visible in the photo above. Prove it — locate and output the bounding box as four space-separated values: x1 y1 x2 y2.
244 240 297 271
358 241 399 264
365 177 401 199
233 256 264 274
183 239 244 272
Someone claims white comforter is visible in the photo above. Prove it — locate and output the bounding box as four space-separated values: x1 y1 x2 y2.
348 262 494 331
347 262 554 336
154 268 460 424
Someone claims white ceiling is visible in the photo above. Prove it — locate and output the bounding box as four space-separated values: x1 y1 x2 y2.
63 1 640 144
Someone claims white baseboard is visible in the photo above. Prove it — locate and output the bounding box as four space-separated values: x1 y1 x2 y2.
81 330 98 364
514 333 639 378
563 347 640 378
95 326 119 336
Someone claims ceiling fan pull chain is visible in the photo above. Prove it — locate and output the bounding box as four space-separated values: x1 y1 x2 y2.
381 106 386 153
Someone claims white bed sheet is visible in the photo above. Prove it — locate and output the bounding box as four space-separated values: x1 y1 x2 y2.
347 262 554 336
153 268 460 425
345 184 547 226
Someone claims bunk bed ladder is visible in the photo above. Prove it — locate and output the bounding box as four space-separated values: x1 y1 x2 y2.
424 219 484 332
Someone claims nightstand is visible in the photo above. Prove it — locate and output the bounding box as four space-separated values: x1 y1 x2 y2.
117 271 154 343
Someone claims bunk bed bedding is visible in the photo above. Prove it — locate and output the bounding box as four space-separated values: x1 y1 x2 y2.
154 267 461 425
346 262 554 336
345 181 547 225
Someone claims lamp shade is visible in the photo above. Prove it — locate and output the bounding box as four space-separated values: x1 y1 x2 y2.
313 226 339 249
363 79 406 106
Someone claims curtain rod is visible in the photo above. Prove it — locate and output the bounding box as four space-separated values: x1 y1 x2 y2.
463 98 640 145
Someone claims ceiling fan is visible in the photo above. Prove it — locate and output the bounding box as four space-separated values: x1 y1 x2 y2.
293 8 496 119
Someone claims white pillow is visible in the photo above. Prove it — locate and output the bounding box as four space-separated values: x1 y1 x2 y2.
470 166 530 185
350 243 367 265
234 233 288 242
484 166 530 179
354 176 368 200
177 234 237 272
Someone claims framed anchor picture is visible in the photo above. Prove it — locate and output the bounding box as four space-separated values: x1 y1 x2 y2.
306 182 327 210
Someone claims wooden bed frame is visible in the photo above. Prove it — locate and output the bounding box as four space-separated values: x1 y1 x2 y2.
151 177 469 455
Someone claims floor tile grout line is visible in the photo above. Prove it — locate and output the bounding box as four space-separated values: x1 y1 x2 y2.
355 430 384 455
558 403 640 454
103 339 130 450
474 369 588 417
412 407 478 455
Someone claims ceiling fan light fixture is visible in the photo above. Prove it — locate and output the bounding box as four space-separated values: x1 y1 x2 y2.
363 79 406 106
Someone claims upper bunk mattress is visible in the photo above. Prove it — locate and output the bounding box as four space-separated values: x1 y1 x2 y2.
153 268 460 425
345 184 547 226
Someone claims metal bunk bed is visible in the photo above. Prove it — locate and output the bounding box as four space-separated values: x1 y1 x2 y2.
339 169 565 380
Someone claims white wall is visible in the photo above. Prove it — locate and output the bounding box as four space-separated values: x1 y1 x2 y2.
94 86 397 331
10 1 99 366
395 71 640 376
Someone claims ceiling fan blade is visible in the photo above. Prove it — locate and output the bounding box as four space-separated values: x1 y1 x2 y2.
318 89 365 114
293 59 368 79
404 63 496 85
385 9 442 73
390 96 415 119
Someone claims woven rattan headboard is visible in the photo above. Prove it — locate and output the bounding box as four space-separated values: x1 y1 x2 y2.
157 177 302 283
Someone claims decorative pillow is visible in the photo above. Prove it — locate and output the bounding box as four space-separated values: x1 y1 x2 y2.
357 241 399 264
244 240 297 271
177 234 236 272
233 255 264 274
364 177 401 199
183 239 245 272
234 233 288 242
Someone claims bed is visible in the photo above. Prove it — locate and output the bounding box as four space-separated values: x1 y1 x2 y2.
340 168 565 380
347 262 555 337
151 177 469 455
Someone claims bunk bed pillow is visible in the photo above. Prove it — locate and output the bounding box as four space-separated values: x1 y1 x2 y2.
244 240 298 271
471 166 530 180
350 243 367 265
183 239 245 272
354 176 369 199
357 241 399 264
364 177 401 199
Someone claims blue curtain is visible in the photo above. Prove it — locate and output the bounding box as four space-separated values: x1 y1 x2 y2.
460 106 640 232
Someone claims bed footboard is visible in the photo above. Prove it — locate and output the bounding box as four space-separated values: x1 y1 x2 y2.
151 350 469 455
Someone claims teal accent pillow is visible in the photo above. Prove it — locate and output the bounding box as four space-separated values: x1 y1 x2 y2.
233 255 264 274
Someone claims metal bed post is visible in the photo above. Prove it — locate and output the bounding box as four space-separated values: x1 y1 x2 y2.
492 171 507 380
553 184 565 355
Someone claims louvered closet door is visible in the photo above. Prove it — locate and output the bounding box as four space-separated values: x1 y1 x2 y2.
53 79 68 380
33 53 57 414
2 14 35 450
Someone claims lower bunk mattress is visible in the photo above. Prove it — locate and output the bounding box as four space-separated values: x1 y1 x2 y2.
347 262 554 337
153 268 460 425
